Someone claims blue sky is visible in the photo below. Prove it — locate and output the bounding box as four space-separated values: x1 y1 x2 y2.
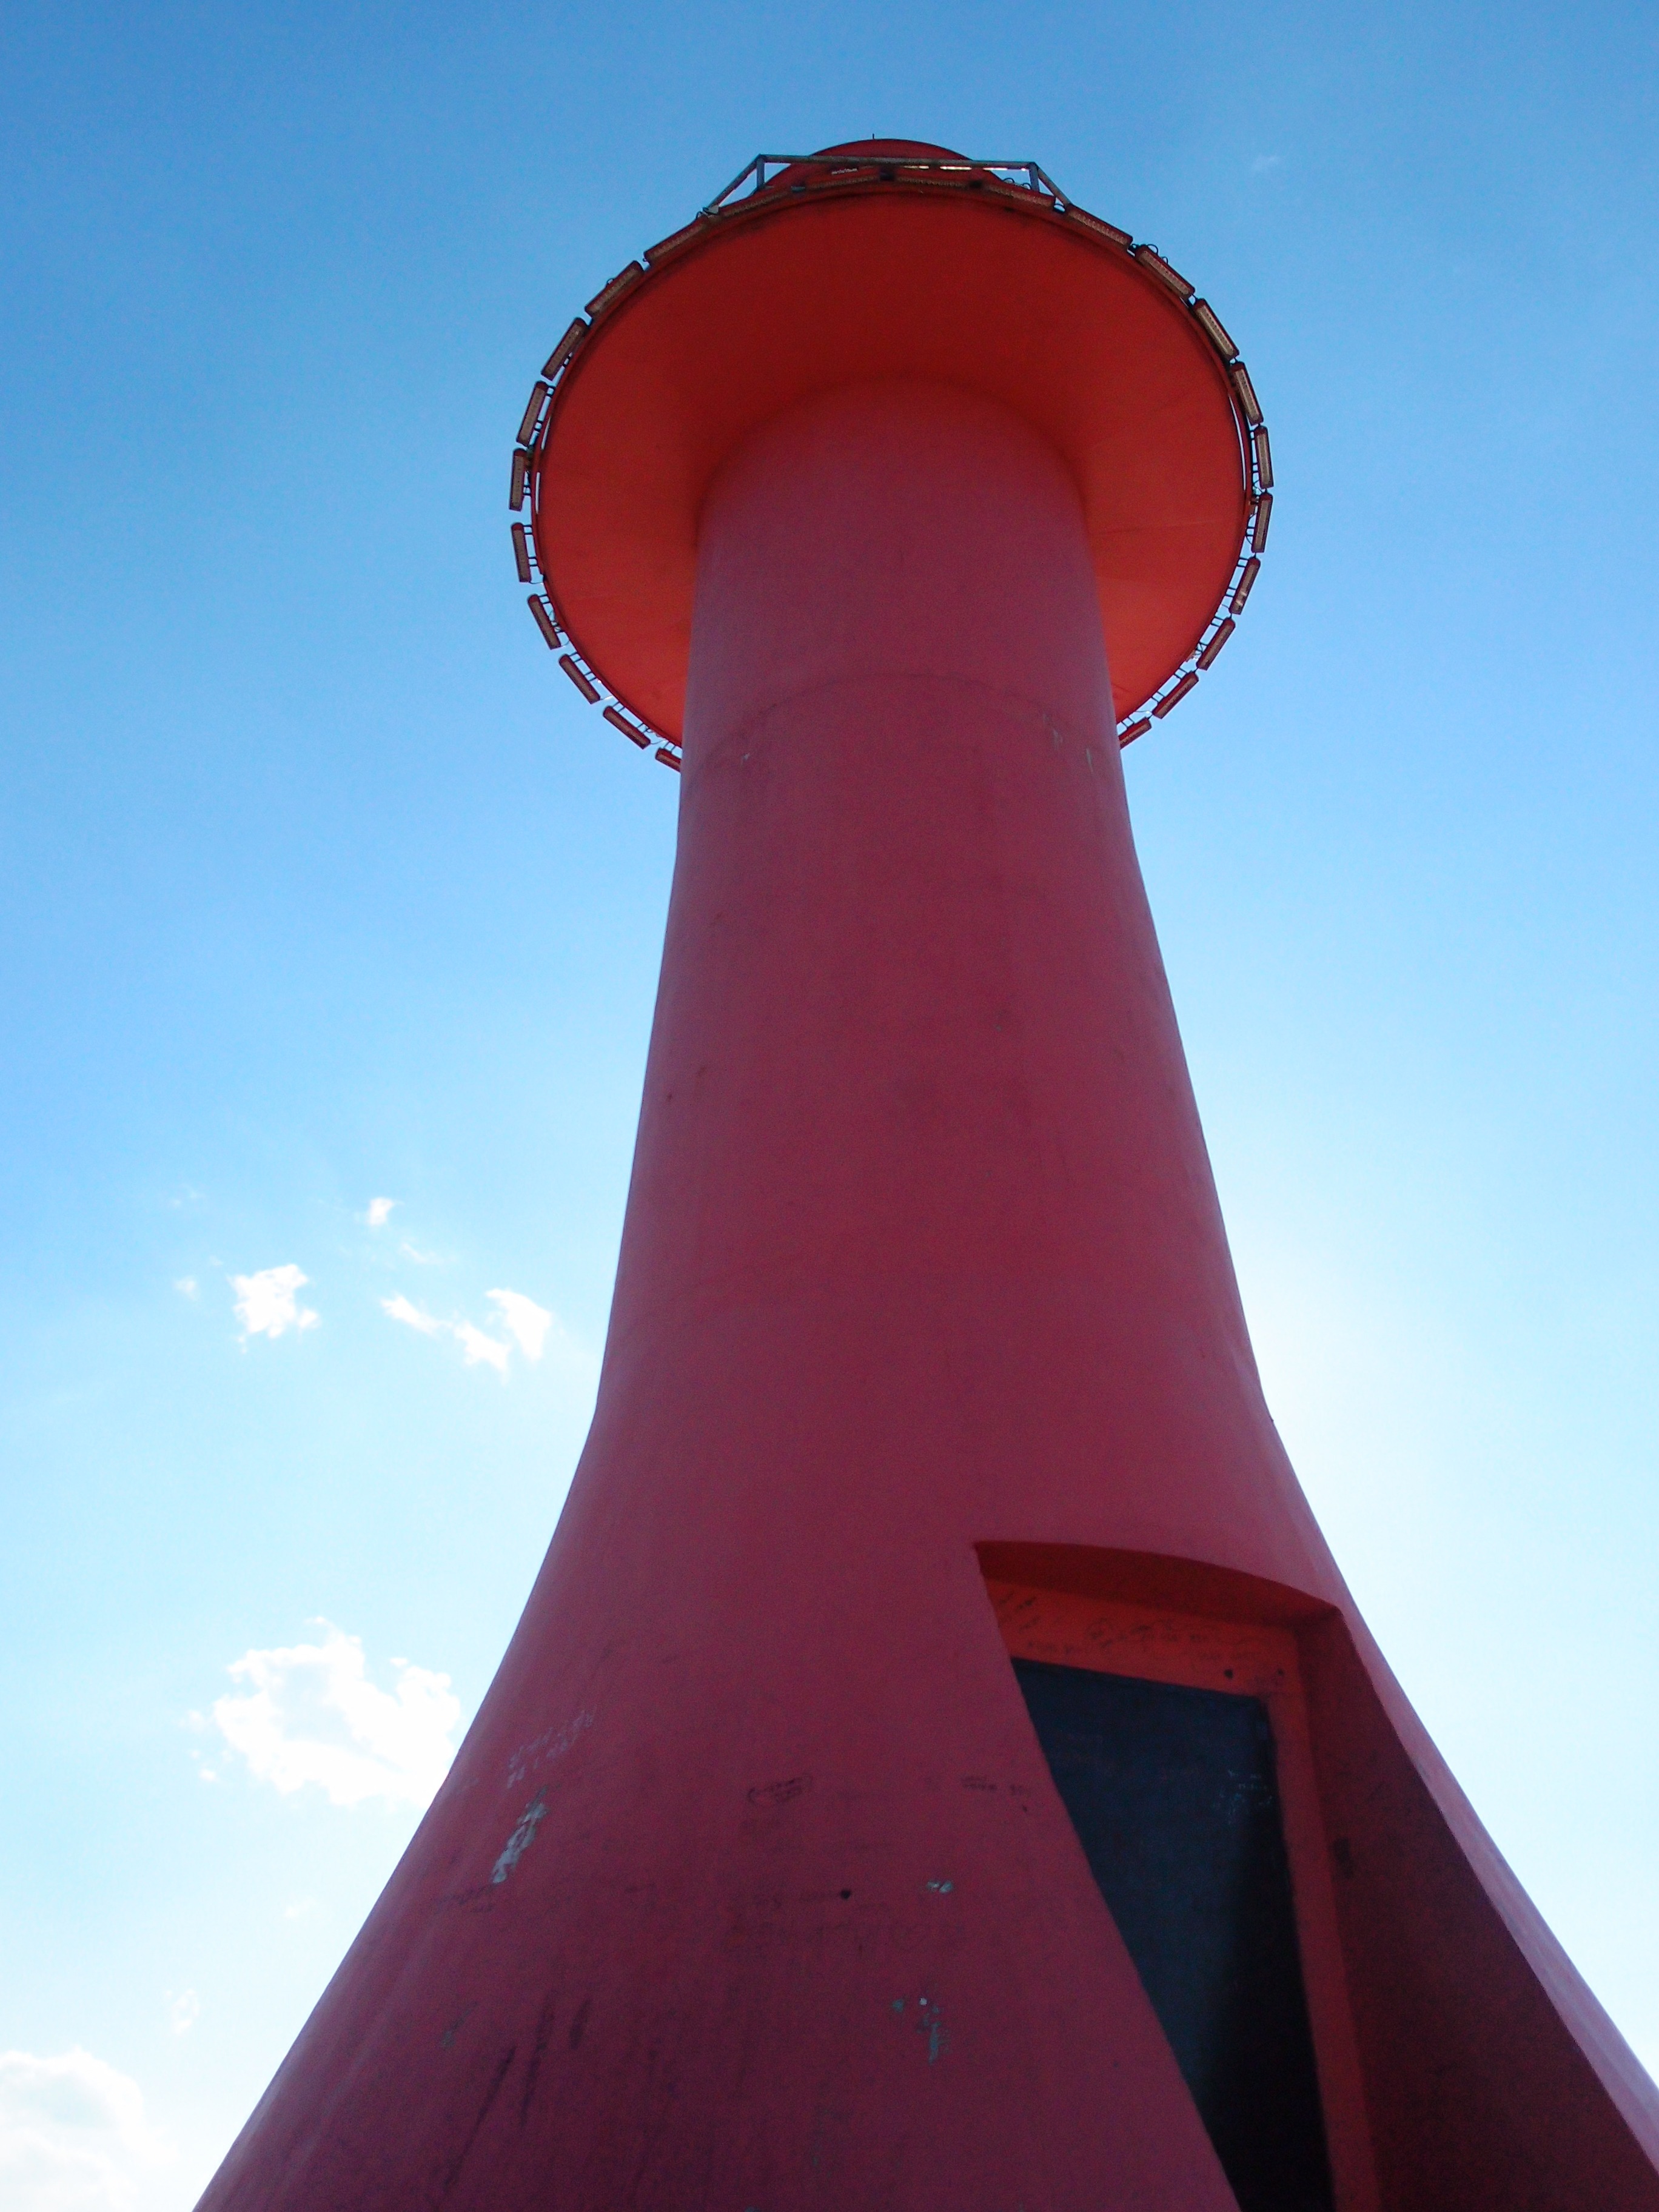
2 1 1657 2202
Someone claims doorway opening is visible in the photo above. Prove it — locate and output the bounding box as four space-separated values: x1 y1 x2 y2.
982 1557 1375 2212
1014 1657 1333 2212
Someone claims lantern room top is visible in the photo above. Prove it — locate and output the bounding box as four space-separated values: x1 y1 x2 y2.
514 143 1272 754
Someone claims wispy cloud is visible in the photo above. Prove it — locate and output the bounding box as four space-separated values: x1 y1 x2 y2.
165 1992 198 2039
453 1320 511 1375
1251 152 1284 173
381 1293 443 1338
398 1241 443 1265
488 1289 554 1361
363 1197 397 1228
231 1265 319 1342
0 2046 173 2211
210 1623 459 1809
379 1285 571 1382
173 1278 198 1301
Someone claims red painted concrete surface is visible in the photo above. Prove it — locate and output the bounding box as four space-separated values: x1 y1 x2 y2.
200 378 1659 2208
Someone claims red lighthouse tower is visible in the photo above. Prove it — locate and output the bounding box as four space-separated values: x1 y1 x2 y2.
200 145 1659 2211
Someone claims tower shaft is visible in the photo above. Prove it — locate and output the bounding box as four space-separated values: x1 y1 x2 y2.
201 377 1659 2212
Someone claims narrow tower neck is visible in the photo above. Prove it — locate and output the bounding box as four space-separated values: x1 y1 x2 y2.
685 377 1114 746
605 375 1261 1440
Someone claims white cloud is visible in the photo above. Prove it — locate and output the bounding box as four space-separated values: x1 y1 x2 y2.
452 1320 511 1376
231 1265 318 1342
172 1278 198 1301
164 1993 197 2039
1251 152 1284 173
0 2047 173 2212
381 1297 514 1373
487 1289 554 1361
398 1241 442 1264
378 1282 586 1386
364 1197 397 1228
381 1293 443 1337
211 1623 459 1809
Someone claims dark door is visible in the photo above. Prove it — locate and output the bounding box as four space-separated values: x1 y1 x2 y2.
1013 1657 1335 2212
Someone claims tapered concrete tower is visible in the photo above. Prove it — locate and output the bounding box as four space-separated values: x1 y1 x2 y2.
201 145 1659 2211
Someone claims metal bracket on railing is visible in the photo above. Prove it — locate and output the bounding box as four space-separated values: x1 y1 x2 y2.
700 152 1068 216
